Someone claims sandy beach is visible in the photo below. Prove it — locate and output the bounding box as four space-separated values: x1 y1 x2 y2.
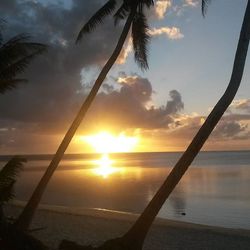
4 202 250 250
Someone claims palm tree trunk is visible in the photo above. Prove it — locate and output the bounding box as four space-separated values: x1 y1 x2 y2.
123 1 250 247
15 8 137 231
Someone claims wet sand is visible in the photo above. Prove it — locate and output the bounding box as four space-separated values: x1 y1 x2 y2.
5 203 250 250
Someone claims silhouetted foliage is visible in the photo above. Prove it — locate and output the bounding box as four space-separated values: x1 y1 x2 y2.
77 0 154 70
0 21 47 94
0 157 26 205
202 0 212 16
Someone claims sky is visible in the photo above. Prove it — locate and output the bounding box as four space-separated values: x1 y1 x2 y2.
0 0 250 154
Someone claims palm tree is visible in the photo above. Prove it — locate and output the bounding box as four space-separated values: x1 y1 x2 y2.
0 20 47 94
113 1 250 249
61 1 250 249
16 0 155 230
0 20 47 250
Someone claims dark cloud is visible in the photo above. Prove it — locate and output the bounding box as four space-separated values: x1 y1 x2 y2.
165 90 184 114
212 103 250 140
213 121 247 138
232 99 250 112
82 74 184 131
0 0 126 135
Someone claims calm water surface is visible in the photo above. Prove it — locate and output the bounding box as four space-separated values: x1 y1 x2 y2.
1 151 250 230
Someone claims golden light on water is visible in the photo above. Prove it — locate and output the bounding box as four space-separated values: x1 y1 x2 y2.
79 131 138 178
82 131 138 154
92 154 119 178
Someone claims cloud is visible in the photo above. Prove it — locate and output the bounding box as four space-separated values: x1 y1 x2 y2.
172 0 199 16
155 0 172 19
184 0 199 7
117 26 183 64
165 90 184 113
231 99 250 112
213 121 247 139
210 100 250 141
117 38 133 65
83 74 184 131
148 27 184 39
0 0 124 126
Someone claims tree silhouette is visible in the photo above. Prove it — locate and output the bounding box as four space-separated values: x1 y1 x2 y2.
60 1 250 249
0 20 47 94
113 1 250 249
0 157 26 220
16 0 156 230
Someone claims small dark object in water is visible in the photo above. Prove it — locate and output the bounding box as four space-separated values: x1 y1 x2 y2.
181 212 186 216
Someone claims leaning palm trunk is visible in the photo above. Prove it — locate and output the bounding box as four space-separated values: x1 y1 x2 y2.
55 2 250 250
121 1 250 248
15 8 137 231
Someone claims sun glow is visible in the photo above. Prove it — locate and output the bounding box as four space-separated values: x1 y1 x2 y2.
82 131 138 153
92 154 119 178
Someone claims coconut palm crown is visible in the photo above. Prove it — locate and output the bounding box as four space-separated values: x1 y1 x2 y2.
77 0 155 70
0 20 47 94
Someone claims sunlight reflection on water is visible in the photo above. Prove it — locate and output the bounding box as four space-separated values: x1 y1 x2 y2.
5 151 250 229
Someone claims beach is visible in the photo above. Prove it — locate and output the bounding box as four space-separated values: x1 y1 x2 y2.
5 203 250 250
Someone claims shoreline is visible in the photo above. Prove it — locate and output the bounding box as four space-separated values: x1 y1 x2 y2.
5 201 250 249
10 200 250 234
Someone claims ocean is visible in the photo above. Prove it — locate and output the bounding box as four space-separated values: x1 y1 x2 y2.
1 151 250 230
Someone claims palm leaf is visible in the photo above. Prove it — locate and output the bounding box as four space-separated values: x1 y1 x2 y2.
0 44 46 80
139 0 155 10
113 2 130 25
0 157 26 204
132 12 150 70
202 0 211 17
0 79 27 94
76 0 117 43
0 18 4 45
0 180 15 204
0 19 5 45
0 34 47 94
0 34 47 69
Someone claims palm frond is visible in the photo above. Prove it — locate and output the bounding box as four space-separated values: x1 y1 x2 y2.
0 157 26 204
0 34 47 94
76 0 117 43
202 0 211 17
0 19 5 45
0 79 27 94
113 2 130 25
132 12 150 70
139 0 155 10
0 34 47 68
0 43 46 80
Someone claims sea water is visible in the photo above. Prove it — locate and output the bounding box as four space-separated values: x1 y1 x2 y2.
0 151 250 230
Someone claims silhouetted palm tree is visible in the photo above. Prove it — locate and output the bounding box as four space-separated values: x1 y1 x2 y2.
0 21 47 250
0 20 47 94
60 1 250 249
16 0 155 230
116 1 250 249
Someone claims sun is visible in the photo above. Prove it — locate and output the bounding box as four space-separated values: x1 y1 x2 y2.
82 131 138 153
92 154 119 178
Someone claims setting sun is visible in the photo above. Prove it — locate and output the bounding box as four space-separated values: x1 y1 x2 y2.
92 154 120 178
82 131 138 153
